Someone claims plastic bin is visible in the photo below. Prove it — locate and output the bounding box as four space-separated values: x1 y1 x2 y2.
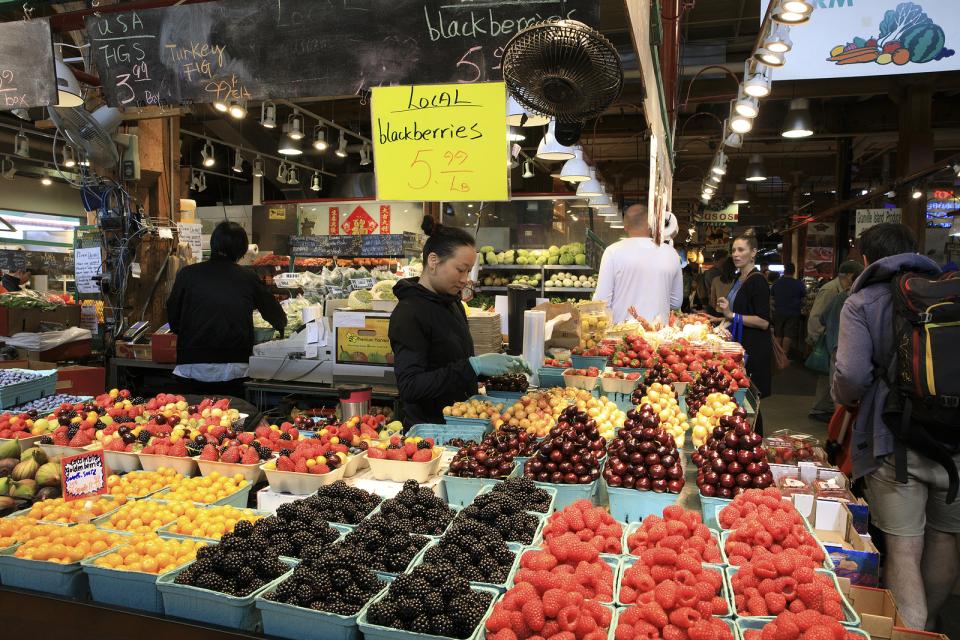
725 566 858 625
699 492 733 529
735 618 868 640
0 434 44 454
197 458 265 485
605 481 681 523
621 521 723 562
617 557 732 614
411 539 523 592
157 560 293 632
262 463 346 494
81 547 189 613
38 443 88 461
358 581 499 640
0 547 89 598
534 474 601 511
409 422 492 447
257 580 389 640
715 506 816 534
453 508 546 547
562 369 601 392
0 369 57 410
441 472 510 507
571 355 609 370
138 453 199 477
483 389 524 402
366 450 443 483
157 507 269 542
474 482 557 517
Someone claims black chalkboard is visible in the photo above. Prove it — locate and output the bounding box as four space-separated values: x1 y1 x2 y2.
290 235 363 258
0 250 28 272
0 20 57 110
85 0 599 108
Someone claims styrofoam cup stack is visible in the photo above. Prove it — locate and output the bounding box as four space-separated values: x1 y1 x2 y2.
523 310 546 387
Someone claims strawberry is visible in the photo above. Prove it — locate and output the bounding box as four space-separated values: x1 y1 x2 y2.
276 456 296 472
220 446 241 463
241 447 259 464
308 463 330 475
200 444 218 460
411 448 433 462
385 448 406 461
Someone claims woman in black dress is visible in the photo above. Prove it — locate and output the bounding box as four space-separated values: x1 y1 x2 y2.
716 230 772 399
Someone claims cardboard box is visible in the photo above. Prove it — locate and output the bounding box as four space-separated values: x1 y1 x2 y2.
55 365 105 397
151 333 177 364
0 360 56 371
0 305 81 335
15 338 92 363
891 629 949 640
115 342 151 360
814 503 881 586
848 586 900 639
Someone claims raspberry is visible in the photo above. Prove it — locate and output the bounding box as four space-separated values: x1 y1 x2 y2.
803 628 835 640
557 605 580 632
521 598 545 632
669 607 700 629
653 579 678 610
774 552 798 576
794 610 823 631
525 550 558 572
489 630 517 640
575 610 598 636
486 605 513 633
677 553 702 573
797 583 823 610
765 592 788 615
747 596 768 616
793 567 815 584
638 602 669 629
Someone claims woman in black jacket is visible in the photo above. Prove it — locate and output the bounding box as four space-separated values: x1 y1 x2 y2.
166 221 285 399
717 230 772 399
389 217 528 427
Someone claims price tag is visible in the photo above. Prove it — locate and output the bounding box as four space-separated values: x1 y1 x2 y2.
131 262 141 279
326 286 344 297
158 227 174 239
274 272 303 289
61 450 107 502
350 278 376 290
371 82 508 202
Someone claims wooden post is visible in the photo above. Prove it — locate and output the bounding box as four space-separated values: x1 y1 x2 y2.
897 82 934 250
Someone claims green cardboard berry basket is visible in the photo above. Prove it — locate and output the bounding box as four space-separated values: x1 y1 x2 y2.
474 481 557 517
604 479 682 523
719 529 835 571
615 557 734 615
450 507 546 547
725 566 859 627
410 539 524 593
621 521 724 565
509 550 621 605
736 618 867 639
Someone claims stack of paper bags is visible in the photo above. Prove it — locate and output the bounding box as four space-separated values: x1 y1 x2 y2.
467 312 503 355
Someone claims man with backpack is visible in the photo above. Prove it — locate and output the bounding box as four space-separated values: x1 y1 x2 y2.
833 223 957 631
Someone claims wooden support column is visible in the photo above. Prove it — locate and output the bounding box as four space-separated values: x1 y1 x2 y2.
897 81 934 250
835 137 853 262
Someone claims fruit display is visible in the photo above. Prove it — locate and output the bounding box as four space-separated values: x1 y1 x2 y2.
563 367 601 391
611 334 655 369
614 603 733 640
730 552 845 618
8 394 92 415
541 499 623 554
253 503 342 559
543 358 572 368
366 562 493 638
685 366 737 415
100 499 193 533
692 411 771 498
264 543 386 615
263 439 348 474
485 373 530 394
571 344 615 359
443 398 505 421
481 274 512 287
690 393 738 448
0 445 61 508
422 519 517 583
161 471 249 504
604 410 684 493
495 392 558 437
14 523 121 563
620 342 750 389
377 479 455 535
618 548 729 617
516 535 615 602
164 504 263 540
765 430 823 465
720 488 828 570
633 383 689 447
140 436 194 457
742 610 862 640
523 407 604 485
23 496 125 524
199 442 269 464
0 369 50 387
625 505 722 564
0 515 41 548
545 272 596 289
577 306 610 352
478 243 586 267
299 480 382 525
486 477 553 513
339 513 430 573
253 422 304 452
458 490 541 544
485 581 612 640
106 468 180 499
448 441 515 479
92 534 206 574
173 524 289 596
511 272 543 287
366 435 439 463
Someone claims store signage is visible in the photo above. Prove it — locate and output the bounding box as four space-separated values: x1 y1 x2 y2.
695 205 739 224
328 207 340 235
176 222 203 260
805 222 837 278
268 207 287 221
342 206 379 235
74 246 103 295
372 82 508 202
855 208 902 236
380 205 392 234
336 316 394 365
61 450 107 502
0 20 57 110
761 0 959 81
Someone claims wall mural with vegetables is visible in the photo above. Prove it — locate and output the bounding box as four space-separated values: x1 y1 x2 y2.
827 2 953 66
761 0 960 80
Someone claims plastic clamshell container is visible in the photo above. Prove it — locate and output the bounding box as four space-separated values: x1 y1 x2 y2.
81 547 193 614
262 462 347 494
409 422 492 447
511 550 620 603
605 480 681 523
342 450 368 478
621 521 723 563
0 545 90 598
617 558 733 614
699 491 733 529
100 448 143 473
197 458 265 485
411 539 524 592
725 566 858 626
719 529 835 571
735 617 868 640
358 579 500 640
366 449 443 483
138 453 200 477
562 369 601 392
601 375 641 395
474 482 558 517
571 355 609 370
256 573 389 640
157 559 293 632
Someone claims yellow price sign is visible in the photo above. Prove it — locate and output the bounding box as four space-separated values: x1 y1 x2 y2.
372 82 508 202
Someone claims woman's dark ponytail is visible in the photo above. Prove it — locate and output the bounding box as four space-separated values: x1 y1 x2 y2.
420 215 475 263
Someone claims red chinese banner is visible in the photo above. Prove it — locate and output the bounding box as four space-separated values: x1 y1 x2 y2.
328 207 340 235
379 205 391 234
342 206 378 235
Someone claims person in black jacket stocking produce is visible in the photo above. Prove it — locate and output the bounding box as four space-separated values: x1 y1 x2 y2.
389 217 529 428
166 221 285 399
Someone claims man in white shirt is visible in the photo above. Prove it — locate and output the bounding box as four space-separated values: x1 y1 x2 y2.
593 204 683 325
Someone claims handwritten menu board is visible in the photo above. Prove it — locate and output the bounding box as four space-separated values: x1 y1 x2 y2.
61 450 107 502
290 235 363 258
74 247 103 294
85 0 598 107
0 20 57 110
373 82 507 201
176 222 203 260
0 250 28 272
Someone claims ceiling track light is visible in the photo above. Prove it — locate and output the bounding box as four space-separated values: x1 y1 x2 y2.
278 134 303 156
577 168 604 197
773 0 814 24
260 101 277 128
781 97 815 138
745 154 767 182
62 144 76 168
743 61 772 98
912 188 923 199
734 90 760 119
40 165 52 186
729 98 754 134
287 111 304 140
277 162 289 184
232 149 244 173
1 157 15 180
711 151 728 176
359 143 372 166
507 128 525 142
313 125 328 151
311 171 322 191
560 146 591 183
201 140 215 167
14 131 29 158
754 47 786 67
227 97 247 119
763 22 793 54
287 167 299 185
722 119 743 149
732 183 750 204
536 119 575 161
198 172 207 192
213 98 228 113
708 173 721 184
53 58 83 107
253 156 264 177
522 160 535 179
335 133 349 158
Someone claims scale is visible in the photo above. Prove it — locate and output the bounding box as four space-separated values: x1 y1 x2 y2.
120 320 151 343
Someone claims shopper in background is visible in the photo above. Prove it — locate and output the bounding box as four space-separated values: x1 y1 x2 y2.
390 216 529 428
807 260 863 421
166 221 286 399
699 250 728 315
594 204 683 325
770 262 806 359
709 257 736 318
716 231 772 401
832 223 945 631
0 269 29 292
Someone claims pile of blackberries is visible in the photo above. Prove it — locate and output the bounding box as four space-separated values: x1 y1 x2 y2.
487 477 553 513
253 501 341 558
457 491 540 544
377 480 455 535
303 481 382 525
339 514 430 574
265 545 385 615
424 519 515 583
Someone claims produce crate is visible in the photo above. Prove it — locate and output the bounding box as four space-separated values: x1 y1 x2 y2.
137 453 199 477
441 471 509 508
157 507 271 542
719 529 835 571
366 450 443 483
576 604 634 640
81 547 190 614
616 558 733 614
562 369 600 392
410 422 492 447
101 448 143 474
605 480 681 523
358 580 500 640
725 566 858 626
157 560 293 632
735 617 868 639
483 389 524 402
474 482 557 517
609 611 740 640
621 521 723 561
342 450 368 478
537 367 566 389
197 458 265 485
38 443 88 461
256 577 389 640
510 551 620 604
534 477 599 511
0 369 57 410
571 355 609 370
0 546 89 598
262 463 346 495
410 540 524 592
452 508 546 547
699 492 733 529
714 506 816 534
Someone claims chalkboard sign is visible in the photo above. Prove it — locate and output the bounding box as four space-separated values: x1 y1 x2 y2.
0 20 57 110
0 250 28 272
85 0 599 108
290 235 363 258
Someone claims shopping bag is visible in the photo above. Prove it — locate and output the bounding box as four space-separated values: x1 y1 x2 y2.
804 335 830 375
771 330 790 372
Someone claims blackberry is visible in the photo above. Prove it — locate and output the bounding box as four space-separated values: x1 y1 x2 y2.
185 443 202 457
192 557 215 574
38 435 53 445
329 600 361 616
343 585 367 604
132 396 146 405
410 615 432 634
94 420 106 430
198 572 227 592
368 600 397 625
440 576 471 600
416 440 431 450
280 432 292 440
432 614 456 637
222 552 243 576
279 448 293 457
66 425 79 439
137 430 151 444
424 592 445 615
233 520 254 537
